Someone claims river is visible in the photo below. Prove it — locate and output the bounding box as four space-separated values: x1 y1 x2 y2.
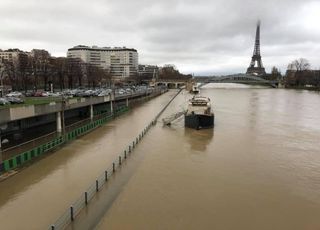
1 85 320 230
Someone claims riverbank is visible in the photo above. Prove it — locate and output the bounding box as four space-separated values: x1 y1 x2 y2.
0 89 177 230
0 89 168 178
284 85 320 91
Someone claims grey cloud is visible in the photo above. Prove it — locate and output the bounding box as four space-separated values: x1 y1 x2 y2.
0 0 319 75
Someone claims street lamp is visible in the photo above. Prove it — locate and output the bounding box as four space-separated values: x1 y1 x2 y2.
0 124 8 165
0 63 5 97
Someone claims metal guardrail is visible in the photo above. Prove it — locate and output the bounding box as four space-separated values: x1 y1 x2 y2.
50 120 153 230
49 89 179 230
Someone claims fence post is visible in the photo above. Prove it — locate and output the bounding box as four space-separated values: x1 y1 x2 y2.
96 180 99 192
85 192 88 205
119 156 122 165
70 206 74 221
105 170 108 181
113 162 115 172
124 150 127 159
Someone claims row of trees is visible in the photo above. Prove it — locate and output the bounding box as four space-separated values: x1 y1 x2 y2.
0 50 112 92
284 58 320 88
158 64 192 80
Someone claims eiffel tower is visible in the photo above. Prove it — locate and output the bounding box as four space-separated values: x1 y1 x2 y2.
246 20 266 76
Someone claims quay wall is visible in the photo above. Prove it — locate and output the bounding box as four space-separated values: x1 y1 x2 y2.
0 89 167 174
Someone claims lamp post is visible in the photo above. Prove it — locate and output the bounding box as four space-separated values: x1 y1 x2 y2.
0 124 8 165
0 129 2 164
0 63 4 97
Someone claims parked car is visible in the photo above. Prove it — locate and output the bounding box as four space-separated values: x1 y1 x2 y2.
6 97 24 104
25 91 35 97
0 97 10 105
6 91 23 97
33 91 50 97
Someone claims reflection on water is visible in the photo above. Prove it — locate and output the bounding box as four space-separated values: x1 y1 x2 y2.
184 128 214 152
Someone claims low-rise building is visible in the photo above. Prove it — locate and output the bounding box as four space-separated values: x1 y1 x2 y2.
138 65 159 80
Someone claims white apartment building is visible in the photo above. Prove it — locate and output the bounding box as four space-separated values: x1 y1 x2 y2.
0 49 25 63
67 45 138 79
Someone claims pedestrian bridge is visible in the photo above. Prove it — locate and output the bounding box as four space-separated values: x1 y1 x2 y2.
196 74 279 88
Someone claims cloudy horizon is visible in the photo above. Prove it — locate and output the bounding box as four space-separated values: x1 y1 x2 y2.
1 0 320 75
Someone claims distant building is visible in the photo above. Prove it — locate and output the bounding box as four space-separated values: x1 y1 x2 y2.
0 49 28 64
138 65 159 79
30 49 51 59
67 45 138 79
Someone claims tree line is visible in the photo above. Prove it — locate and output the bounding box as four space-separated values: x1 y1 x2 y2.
0 50 112 92
158 64 192 80
284 58 320 88
268 58 320 88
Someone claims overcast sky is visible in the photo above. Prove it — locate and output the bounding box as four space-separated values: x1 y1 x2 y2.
1 0 320 75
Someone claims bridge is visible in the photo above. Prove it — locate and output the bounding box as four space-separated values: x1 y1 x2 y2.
142 74 280 89
141 79 188 89
195 74 279 88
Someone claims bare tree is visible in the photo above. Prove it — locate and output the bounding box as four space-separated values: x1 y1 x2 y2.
67 58 83 89
52 57 68 90
287 58 310 72
286 58 311 87
270 66 281 81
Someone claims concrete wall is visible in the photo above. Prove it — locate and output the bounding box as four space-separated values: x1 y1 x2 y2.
0 94 120 125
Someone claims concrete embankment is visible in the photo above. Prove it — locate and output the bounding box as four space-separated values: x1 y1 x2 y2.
0 88 167 176
0 89 178 230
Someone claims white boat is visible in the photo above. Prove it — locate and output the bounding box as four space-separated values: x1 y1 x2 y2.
185 96 214 129
190 85 200 94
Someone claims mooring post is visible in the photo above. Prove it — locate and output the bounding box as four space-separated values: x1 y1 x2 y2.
85 192 88 205
133 141 135 148
113 162 115 172
96 180 99 192
124 150 127 159
105 170 108 181
51 225 55 230
129 146 131 153
70 206 74 221
119 156 122 165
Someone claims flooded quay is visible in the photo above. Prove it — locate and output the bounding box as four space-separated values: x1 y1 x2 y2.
1 85 320 230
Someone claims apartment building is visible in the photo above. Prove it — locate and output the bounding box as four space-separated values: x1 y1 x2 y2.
67 45 138 79
0 49 28 64
138 65 159 79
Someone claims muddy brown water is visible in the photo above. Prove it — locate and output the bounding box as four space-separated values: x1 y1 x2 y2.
1 85 320 230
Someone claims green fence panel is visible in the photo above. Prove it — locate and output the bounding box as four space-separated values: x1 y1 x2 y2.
37 146 42 155
3 161 10 171
43 144 47 152
16 155 22 166
23 152 29 162
12 158 17 168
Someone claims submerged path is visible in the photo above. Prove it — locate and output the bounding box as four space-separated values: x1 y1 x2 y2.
0 91 177 230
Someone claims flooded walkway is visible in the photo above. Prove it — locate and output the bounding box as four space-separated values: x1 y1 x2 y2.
0 91 176 230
